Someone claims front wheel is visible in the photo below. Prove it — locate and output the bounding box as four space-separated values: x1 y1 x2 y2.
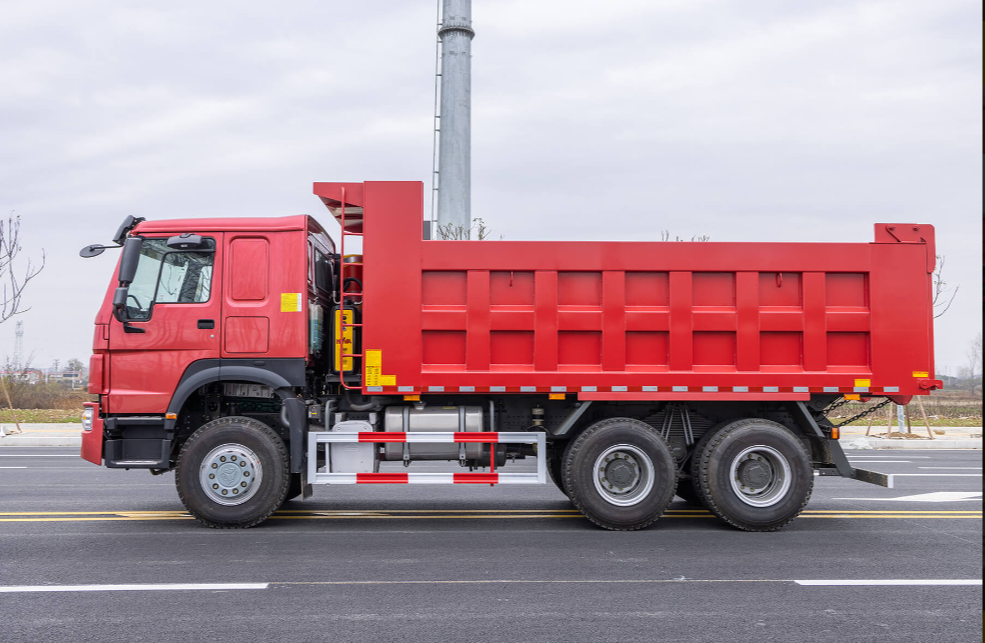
175 416 290 528
563 418 677 530
691 418 813 532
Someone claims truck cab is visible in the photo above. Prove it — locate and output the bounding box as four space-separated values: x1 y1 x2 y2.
83 215 338 478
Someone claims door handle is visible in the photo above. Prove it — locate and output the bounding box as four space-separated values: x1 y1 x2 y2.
197 319 215 329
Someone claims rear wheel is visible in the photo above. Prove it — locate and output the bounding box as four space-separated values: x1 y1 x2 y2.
563 418 676 530
691 418 812 531
175 416 290 528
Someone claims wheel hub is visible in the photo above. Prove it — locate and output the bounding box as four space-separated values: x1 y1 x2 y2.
737 459 771 488
199 444 263 506
728 445 792 508
605 459 636 488
593 445 655 507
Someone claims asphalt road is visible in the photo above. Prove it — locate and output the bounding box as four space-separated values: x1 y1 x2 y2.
0 448 980 642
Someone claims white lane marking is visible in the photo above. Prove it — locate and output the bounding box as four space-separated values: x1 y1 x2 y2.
833 492 982 502
0 583 269 593
847 456 930 459
796 580 981 586
918 467 983 470
0 466 27 469
890 474 982 478
844 460 911 463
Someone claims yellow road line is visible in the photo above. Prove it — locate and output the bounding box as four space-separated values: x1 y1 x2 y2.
0 509 979 523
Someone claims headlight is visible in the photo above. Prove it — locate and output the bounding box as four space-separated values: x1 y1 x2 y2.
82 407 93 431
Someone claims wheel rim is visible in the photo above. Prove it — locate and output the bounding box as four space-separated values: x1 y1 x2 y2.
199 443 263 506
592 444 655 507
728 445 791 507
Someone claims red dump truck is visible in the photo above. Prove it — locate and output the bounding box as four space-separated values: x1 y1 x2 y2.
79 180 941 531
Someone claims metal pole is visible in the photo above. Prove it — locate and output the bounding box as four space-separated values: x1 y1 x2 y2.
896 403 906 437
436 0 474 236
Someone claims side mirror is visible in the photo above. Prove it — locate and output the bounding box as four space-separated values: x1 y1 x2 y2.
112 287 128 311
166 233 205 250
118 237 143 284
79 244 107 258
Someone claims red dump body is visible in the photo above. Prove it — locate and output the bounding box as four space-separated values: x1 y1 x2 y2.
315 181 939 401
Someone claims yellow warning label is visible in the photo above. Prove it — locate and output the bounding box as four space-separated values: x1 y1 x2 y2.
854 379 871 387
364 349 382 386
334 309 354 372
280 293 302 312
381 375 396 386
912 371 929 378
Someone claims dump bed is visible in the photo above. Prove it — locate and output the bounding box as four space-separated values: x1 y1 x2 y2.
315 181 938 401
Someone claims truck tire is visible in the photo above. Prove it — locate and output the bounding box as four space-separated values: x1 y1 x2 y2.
562 417 677 531
175 416 290 528
691 418 812 532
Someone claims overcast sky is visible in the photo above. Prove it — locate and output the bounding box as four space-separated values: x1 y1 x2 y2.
1 0 981 376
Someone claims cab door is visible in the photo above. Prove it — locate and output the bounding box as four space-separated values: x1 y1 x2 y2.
107 234 223 414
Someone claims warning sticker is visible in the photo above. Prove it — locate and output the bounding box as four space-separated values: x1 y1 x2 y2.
854 379 871 387
912 371 929 378
365 350 382 387
280 293 302 312
381 375 396 386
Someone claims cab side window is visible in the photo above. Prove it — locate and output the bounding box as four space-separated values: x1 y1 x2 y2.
125 238 215 320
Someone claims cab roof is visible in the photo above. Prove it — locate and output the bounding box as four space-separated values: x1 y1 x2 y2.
134 215 315 234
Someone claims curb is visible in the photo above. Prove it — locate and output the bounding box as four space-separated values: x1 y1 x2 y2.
0 436 82 447
843 438 981 450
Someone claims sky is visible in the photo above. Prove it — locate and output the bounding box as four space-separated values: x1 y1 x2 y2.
0 0 981 376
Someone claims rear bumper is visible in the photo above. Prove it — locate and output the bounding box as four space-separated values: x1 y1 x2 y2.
80 402 103 465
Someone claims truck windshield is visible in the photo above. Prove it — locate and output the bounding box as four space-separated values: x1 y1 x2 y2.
125 238 215 320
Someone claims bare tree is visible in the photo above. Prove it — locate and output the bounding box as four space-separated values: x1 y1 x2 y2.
0 214 45 323
661 230 711 242
0 215 44 435
435 217 497 240
968 332 982 381
932 254 958 318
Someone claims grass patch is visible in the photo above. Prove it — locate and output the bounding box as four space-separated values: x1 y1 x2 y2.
0 409 83 423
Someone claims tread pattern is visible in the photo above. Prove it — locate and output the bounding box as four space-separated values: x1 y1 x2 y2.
691 418 812 532
175 416 291 529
